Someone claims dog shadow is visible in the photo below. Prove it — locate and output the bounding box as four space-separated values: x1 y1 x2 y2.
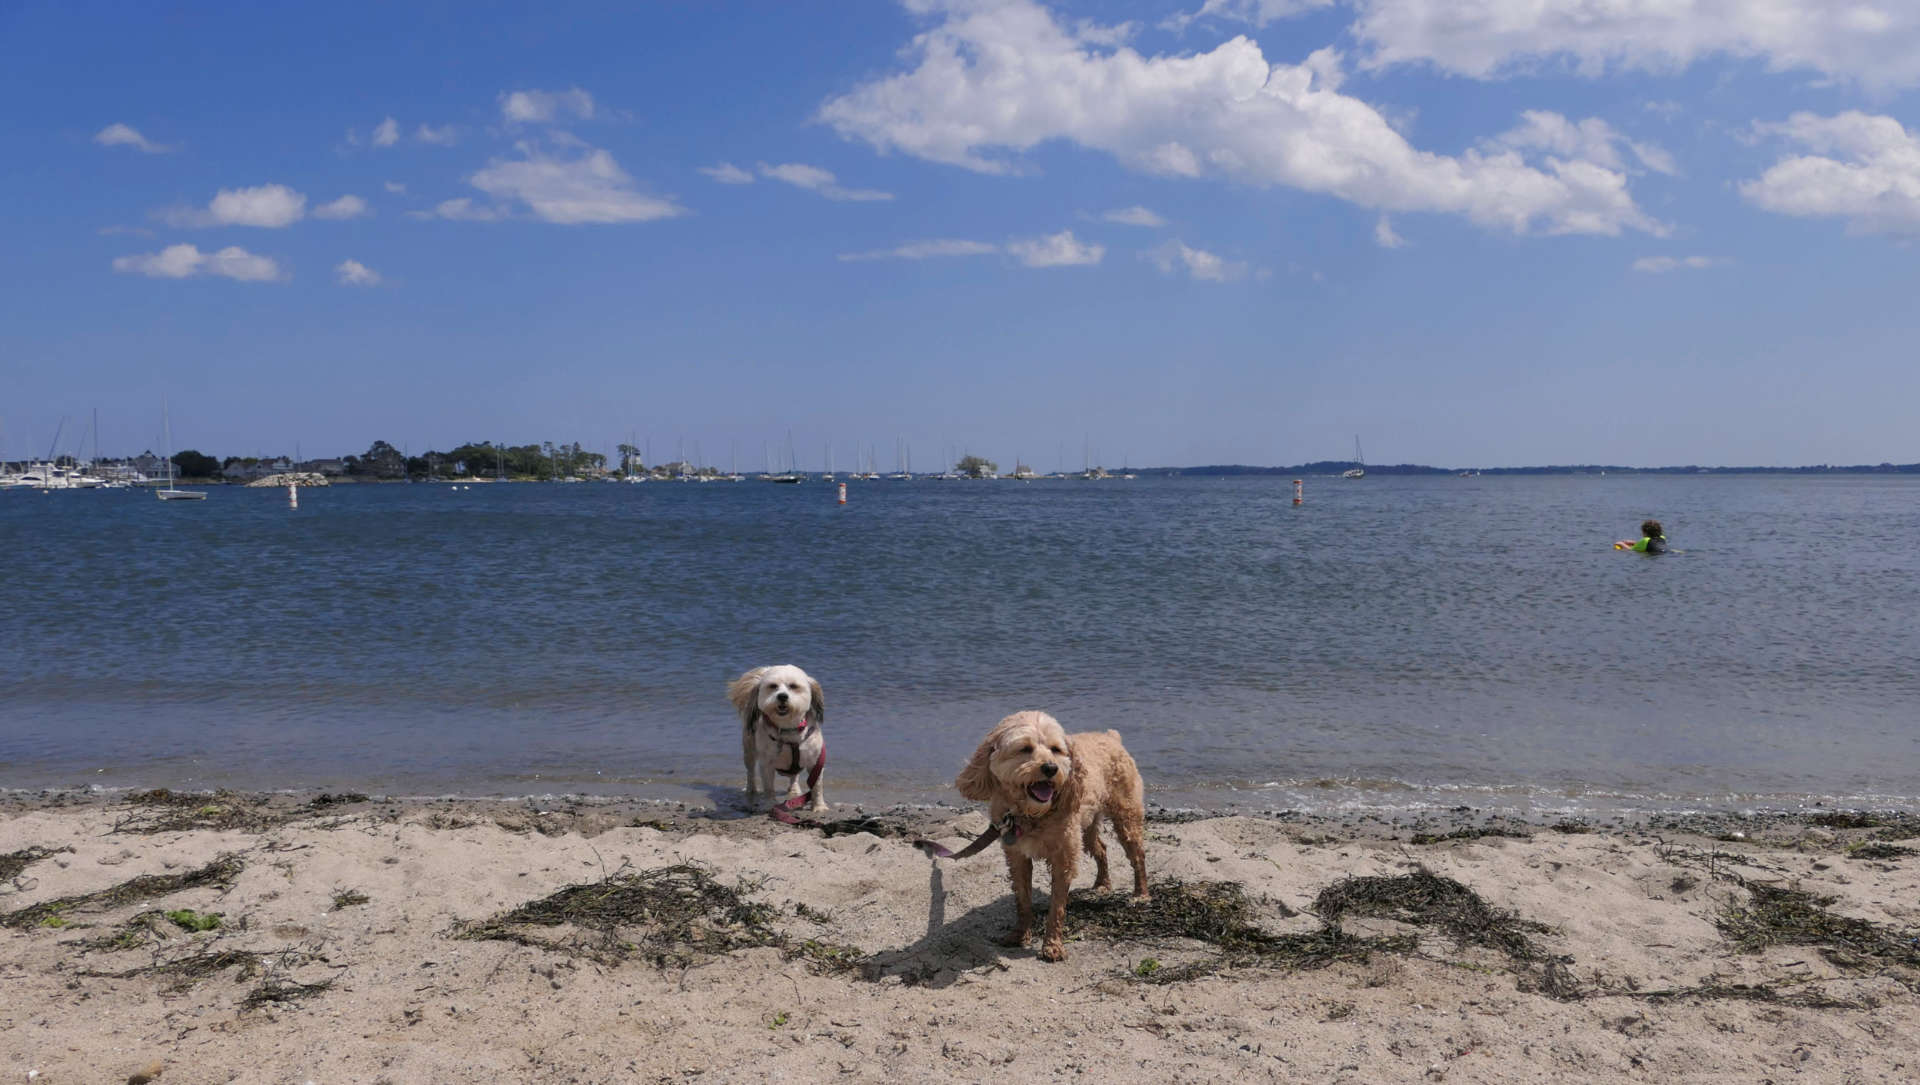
854 858 1069 989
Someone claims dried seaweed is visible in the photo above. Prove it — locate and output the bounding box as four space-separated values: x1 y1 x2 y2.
1070 879 1411 984
1408 827 1532 846
80 946 264 992
113 790 285 835
455 863 782 967
0 854 243 929
1314 866 1579 999
1719 883 1920 974
1 846 72 882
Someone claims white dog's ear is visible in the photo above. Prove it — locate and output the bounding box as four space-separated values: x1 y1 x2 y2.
805 676 825 727
727 669 764 727
955 733 998 801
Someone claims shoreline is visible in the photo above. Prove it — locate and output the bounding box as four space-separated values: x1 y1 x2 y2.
9 776 1919 825
4 788 1917 1081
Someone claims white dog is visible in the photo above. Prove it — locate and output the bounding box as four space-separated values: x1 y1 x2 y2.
728 665 827 814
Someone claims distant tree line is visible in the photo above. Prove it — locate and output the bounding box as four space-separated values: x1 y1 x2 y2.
341 440 607 481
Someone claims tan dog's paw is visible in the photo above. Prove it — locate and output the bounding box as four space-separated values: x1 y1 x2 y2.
1039 940 1067 962
995 930 1030 949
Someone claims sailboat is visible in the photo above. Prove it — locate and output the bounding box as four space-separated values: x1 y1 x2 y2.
1342 436 1365 479
156 400 206 501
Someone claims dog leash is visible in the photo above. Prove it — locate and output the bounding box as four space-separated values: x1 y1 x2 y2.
913 812 1020 859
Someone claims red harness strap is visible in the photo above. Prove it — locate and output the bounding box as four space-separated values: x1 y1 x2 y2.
765 719 824 825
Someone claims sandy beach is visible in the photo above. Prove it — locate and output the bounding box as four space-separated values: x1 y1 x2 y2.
3 789 1917 1083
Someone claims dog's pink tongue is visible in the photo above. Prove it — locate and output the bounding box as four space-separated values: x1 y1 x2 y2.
1028 782 1055 803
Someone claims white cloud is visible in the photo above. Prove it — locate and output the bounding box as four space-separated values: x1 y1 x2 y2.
415 123 458 146
1348 0 1920 91
1740 111 1920 235
758 162 893 201
1489 111 1677 176
94 123 173 154
335 259 382 286
419 197 507 222
838 239 1000 261
1148 240 1247 282
1632 255 1721 272
1166 0 1334 31
1006 229 1104 266
500 88 596 124
1374 215 1406 247
373 117 400 148
384 181 407 194
113 244 283 282
1102 205 1166 227
163 183 307 228
312 195 370 220
819 0 1659 236
700 162 756 184
469 143 685 224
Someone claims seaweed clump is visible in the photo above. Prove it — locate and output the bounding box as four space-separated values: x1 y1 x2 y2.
1314 866 1579 999
456 862 786 968
1720 883 1920 978
2 846 72 882
1070 879 1411 985
0 854 244 930
114 790 285 835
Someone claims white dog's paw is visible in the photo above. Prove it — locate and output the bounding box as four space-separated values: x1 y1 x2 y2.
808 799 829 813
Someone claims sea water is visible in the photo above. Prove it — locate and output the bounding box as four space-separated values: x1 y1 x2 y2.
3 474 1916 816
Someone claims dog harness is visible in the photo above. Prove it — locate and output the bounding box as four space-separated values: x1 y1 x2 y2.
762 716 825 826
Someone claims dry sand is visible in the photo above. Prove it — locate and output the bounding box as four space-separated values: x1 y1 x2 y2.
3 789 1917 1084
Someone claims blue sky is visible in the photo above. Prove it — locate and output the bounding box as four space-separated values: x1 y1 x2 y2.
5 0 1918 470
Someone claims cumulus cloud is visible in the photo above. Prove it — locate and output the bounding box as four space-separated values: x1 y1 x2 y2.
112 244 283 282
1489 111 1677 176
838 239 1000 261
1347 0 1920 91
94 123 173 153
1006 229 1104 266
1739 111 1920 235
415 123 458 146
1103 205 1166 226
1374 215 1407 247
1148 239 1248 281
373 117 400 148
700 162 756 184
163 184 307 228
1632 255 1721 272
335 259 382 286
758 162 893 201
312 195 370 220
819 0 1660 236
500 88 596 124
468 143 685 224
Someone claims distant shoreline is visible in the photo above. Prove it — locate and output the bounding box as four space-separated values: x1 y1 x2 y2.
38 464 1920 487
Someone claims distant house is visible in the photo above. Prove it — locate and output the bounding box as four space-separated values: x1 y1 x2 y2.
297 458 348 477
222 457 293 481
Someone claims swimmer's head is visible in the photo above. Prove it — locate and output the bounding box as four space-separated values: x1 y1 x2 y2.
1641 519 1663 539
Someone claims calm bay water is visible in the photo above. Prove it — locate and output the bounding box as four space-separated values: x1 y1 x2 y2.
3 474 1916 816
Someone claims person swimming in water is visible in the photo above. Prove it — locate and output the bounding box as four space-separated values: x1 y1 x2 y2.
1616 519 1668 553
